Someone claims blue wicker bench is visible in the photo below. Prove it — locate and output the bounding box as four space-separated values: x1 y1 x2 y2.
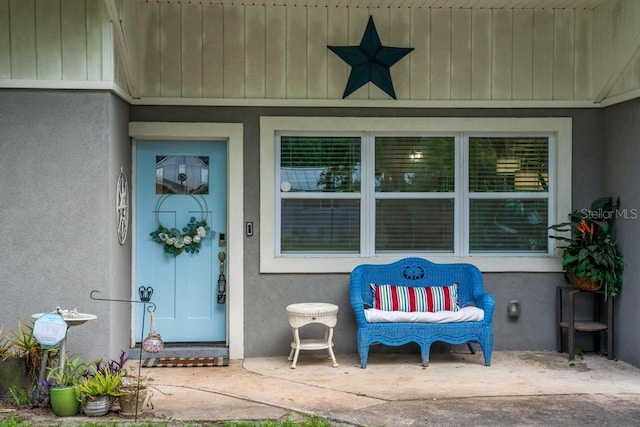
350 257 495 368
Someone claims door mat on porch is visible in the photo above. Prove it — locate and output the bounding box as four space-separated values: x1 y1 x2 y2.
141 357 229 368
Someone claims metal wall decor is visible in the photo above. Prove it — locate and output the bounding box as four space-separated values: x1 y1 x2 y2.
116 166 129 244
328 15 414 100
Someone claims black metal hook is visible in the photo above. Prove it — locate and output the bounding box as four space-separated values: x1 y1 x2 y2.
90 289 156 312
89 287 157 422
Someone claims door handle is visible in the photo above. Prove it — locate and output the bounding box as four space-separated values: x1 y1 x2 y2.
217 251 226 304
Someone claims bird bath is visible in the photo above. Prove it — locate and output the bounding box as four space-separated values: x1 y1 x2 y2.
32 309 97 369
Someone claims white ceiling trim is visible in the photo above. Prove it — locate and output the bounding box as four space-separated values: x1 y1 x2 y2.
106 0 139 98
129 96 601 108
147 0 609 9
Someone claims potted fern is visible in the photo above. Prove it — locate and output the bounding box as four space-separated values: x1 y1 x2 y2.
549 196 625 298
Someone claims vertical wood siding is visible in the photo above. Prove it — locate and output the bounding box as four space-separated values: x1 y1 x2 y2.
0 0 110 83
131 4 599 101
4 0 640 104
593 0 640 102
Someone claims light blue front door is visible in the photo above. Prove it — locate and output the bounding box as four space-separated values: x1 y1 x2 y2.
136 140 227 342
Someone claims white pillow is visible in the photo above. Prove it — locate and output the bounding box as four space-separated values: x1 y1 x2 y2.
364 306 484 323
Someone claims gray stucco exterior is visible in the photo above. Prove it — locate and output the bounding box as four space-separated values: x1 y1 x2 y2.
129 105 606 358
2 89 638 367
603 98 640 363
0 90 130 362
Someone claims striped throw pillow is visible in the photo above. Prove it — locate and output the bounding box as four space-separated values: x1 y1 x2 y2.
371 283 459 312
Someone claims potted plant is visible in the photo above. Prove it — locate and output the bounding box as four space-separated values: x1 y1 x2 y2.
75 359 125 417
549 196 625 298
117 372 152 416
0 321 56 395
46 357 89 416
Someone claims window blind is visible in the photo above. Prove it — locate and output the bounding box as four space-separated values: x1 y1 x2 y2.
375 136 455 193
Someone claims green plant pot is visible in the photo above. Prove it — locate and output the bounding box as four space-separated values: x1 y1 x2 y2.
0 357 30 394
50 386 80 417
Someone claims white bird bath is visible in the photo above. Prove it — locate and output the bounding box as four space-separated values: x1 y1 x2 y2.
32 310 97 369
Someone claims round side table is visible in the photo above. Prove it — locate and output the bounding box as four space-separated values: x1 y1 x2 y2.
286 302 339 369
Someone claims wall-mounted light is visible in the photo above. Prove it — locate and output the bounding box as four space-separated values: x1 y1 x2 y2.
496 157 521 174
508 300 521 319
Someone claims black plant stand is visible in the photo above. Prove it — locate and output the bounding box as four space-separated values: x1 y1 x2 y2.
90 286 156 422
556 285 614 360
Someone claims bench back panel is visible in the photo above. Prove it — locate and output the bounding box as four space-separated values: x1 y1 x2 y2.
353 258 484 309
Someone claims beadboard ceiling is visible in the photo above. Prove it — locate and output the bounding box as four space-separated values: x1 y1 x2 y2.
152 0 609 9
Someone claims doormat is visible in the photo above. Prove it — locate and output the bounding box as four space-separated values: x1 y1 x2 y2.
141 357 229 368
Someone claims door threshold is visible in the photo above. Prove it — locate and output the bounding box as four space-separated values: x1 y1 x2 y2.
130 342 228 360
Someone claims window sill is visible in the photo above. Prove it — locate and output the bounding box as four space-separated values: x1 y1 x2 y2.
259 254 564 274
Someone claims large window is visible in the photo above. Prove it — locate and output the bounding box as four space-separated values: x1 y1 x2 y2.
261 117 571 273
277 133 550 257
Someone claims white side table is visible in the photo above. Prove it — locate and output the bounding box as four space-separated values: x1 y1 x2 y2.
286 302 339 369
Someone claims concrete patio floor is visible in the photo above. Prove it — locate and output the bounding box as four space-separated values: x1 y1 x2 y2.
6 350 640 426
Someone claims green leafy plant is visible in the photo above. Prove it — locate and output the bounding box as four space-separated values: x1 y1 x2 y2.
5 386 38 408
75 367 124 399
7 320 57 383
549 196 625 298
46 357 89 388
0 327 10 359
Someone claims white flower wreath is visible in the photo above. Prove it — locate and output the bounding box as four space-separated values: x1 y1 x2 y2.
150 195 214 256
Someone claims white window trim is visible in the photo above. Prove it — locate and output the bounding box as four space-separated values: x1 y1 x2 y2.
260 116 571 273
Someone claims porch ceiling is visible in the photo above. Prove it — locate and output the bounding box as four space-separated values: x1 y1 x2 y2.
156 0 608 9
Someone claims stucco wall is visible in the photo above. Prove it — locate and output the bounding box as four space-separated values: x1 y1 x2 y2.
130 105 606 357
0 90 130 362
603 98 640 368
107 93 134 359
1 90 636 366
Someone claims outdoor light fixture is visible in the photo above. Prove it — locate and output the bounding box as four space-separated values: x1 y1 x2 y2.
508 300 521 319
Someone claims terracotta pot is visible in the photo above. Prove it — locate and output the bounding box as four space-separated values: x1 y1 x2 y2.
571 275 602 292
118 388 148 416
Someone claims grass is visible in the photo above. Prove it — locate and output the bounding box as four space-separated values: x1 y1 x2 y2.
0 413 339 427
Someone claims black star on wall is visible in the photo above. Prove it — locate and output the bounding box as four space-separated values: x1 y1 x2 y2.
328 16 414 100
